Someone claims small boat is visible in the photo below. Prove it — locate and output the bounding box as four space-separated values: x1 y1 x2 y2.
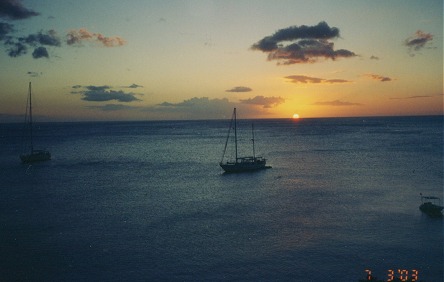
20 82 51 163
419 194 443 216
219 108 270 173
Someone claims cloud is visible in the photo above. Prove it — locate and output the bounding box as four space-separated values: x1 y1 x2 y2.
23 29 61 47
0 0 39 20
3 29 60 58
1 26 125 59
312 100 362 106
126 83 143 88
72 85 141 102
6 40 26 57
239 96 285 108
32 46 48 58
158 97 231 110
151 97 236 119
226 86 252 92
147 97 273 119
364 73 392 82
86 104 139 111
370 55 379 60
251 21 357 64
0 22 14 40
404 30 433 53
390 94 443 100
27 71 41 77
1 8 125 59
285 75 351 84
66 28 126 47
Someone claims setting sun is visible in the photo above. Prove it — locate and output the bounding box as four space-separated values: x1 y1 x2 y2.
292 114 300 119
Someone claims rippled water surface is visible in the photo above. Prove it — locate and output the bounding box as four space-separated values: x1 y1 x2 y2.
1 116 442 281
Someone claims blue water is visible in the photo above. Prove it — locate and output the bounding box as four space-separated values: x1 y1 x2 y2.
0 116 443 281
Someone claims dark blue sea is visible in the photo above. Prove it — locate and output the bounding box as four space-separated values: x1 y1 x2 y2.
1 116 443 281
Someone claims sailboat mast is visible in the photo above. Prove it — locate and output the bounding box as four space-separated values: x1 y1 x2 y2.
234 108 238 162
252 123 256 159
29 82 34 152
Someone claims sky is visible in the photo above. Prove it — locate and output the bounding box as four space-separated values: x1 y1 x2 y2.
0 0 442 121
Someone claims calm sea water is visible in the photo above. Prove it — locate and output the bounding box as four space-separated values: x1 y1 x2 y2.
0 116 442 281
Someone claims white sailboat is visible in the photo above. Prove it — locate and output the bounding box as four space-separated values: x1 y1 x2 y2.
219 108 270 173
20 82 51 163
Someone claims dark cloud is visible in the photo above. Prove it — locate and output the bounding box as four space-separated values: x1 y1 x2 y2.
0 0 39 20
23 29 61 47
239 96 285 108
85 85 111 91
32 46 48 58
0 22 14 40
6 40 26 56
286 75 350 84
312 100 362 106
3 29 60 58
72 85 141 102
66 28 126 47
364 74 392 82
226 86 252 93
251 21 356 64
405 30 433 53
27 71 41 77
127 83 143 88
370 55 379 60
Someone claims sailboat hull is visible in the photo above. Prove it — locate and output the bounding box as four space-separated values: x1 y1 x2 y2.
20 150 51 163
220 157 270 173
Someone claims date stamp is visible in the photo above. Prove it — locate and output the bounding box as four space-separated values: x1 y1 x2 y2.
364 269 419 281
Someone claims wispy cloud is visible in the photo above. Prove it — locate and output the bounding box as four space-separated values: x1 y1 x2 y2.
86 104 139 111
364 73 393 82
226 86 252 92
152 97 236 119
285 75 351 84
66 28 126 47
147 97 274 119
239 96 285 108
71 85 141 102
0 0 39 20
313 100 362 106
27 71 41 77
390 94 443 100
126 83 143 89
404 30 433 55
370 55 379 60
251 21 357 65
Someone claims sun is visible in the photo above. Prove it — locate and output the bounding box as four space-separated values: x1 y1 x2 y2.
292 113 300 119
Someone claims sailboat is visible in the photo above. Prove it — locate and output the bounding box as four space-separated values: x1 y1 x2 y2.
419 194 443 216
20 82 51 163
219 108 270 173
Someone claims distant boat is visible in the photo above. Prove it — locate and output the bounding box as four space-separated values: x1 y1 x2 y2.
219 108 270 173
419 194 443 216
20 82 51 163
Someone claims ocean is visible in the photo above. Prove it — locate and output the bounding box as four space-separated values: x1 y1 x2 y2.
0 116 442 281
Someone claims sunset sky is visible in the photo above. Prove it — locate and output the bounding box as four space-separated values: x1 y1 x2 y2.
0 0 442 121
